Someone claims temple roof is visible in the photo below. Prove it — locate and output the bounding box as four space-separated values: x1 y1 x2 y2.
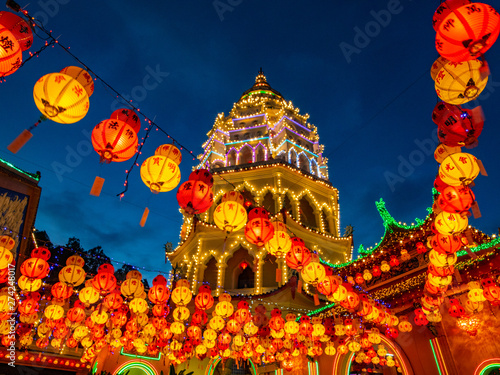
238 68 284 101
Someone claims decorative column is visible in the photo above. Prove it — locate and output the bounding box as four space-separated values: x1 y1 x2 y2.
255 257 265 294
216 262 227 296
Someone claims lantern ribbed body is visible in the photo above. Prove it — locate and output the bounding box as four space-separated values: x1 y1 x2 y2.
91 119 138 162
437 185 475 213
60 66 94 97
436 3 500 62
434 211 468 234
140 155 181 193
244 217 274 247
0 11 33 51
432 57 488 104
439 152 480 186
0 27 21 77
177 180 213 215
155 144 182 165
110 108 141 133
300 261 326 285
58 265 86 286
33 73 90 123
213 201 247 234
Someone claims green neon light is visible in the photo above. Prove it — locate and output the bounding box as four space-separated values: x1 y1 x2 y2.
480 364 500 375
308 361 311 375
120 347 161 361
305 302 335 318
346 352 355 374
315 361 319 375
430 340 443 375
118 362 156 375
456 237 500 257
92 361 98 374
225 136 269 146
0 157 40 181
242 90 277 98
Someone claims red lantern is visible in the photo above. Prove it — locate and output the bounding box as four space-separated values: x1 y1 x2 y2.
389 255 399 267
152 303 170 318
91 119 138 163
177 179 213 215
435 2 500 62
0 25 21 77
191 310 208 326
0 11 33 51
189 169 214 187
286 237 311 271
110 108 141 133
234 308 251 325
18 298 38 315
434 175 450 193
448 298 466 317
416 242 428 254
372 265 381 277
31 246 51 261
481 278 500 304
433 0 471 31
317 275 339 296
92 272 117 294
103 292 123 310
51 282 74 300
153 274 167 286
245 208 274 247
433 102 483 148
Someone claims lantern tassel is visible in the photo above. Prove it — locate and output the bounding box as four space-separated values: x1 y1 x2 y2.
140 207 149 227
297 279 302 294
471 201 481 219
476 158 488 176
276 268 282 283
314 293 320 306
7 116 47 154
90 176 105 197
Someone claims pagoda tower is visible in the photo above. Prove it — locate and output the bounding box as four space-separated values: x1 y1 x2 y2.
168 70 352 297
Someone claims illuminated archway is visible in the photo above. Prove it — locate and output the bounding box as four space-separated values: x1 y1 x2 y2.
474 358 500 375
206 357 257 375
332 331 414 375
113 360 158 375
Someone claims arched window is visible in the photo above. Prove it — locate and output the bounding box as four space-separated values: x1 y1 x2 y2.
255 144 266 162
289 149 297 166
262 191 275 214
240 190 256 208
299 153 310 173
237 264 254 289
239 145 253 165
283 194 293 216
311 159 318 176
299 196 316 229
322 209 330 234
227 149 237 167
203 257 218 290
224 247 254 289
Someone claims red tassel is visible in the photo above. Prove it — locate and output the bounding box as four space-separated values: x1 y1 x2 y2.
477 159 488 176
90 176 105 197
140 207 149 227
471 201 481 219
276 268 282 283
314 293 320 306
7 129 33 154
297 280 302 294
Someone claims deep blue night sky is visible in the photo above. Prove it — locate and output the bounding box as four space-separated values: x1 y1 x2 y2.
2 0 500 280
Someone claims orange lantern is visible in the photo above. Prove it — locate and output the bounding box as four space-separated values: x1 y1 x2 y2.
195 292 214 311
51 282 74 301
0 25 21 77
435 3 500 62
285 237 311 271
430 233 463 254
148 284 171 305
103 291 123 310
20 257 49 279
33 72 90 123
434 143 462 163
110 108 141 133
340 291 360 310
91 119 138 163
0 11 33 51
244 208 274 247
60 66 94 97
92 272 117 294
431 57 488 105
317 275 339 296
437 185 475 214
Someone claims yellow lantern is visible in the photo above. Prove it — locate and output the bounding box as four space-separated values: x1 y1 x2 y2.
204 339 216 349
173 306 191 321
372 356 380 365
17 275 42 292
129 298 148 314
79 286 100 306
170 321 185 335
120 278 144 299
44 304 65 320
428 273 452 288
0 248 13 269
284 320 299 335
155 144 182 165
195 344 208 356
434 212 468 235
209 315 226 332
300 261 326 286
171 286 192 306
330 284 347 302
464 299 483 313
243 321 259 336
429 249 457 268
265 221 292 258
90 310 108 325
312 324 325 337
215 300 234 318
434 144 461 163
214 201 247 235
33 72 90 123
431 57 488 105
325 343 336 356
140 155 181 193
204 328 217 341
439 152 480 186
377 345 387 357
59 265 86 287
380 261 391 273
74 326 90 340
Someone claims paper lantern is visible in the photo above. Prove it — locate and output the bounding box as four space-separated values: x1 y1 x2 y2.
20 257 49 279
0 25 21 77
340 291 360 310
434 212 468 235
380 261 391 273
110 108 141 133
141 155 181 193
300 261 326 286
129 298 148 314
195 292 214 311
171 286 192 306
33 72 90 123
434 143 462 163
0 248 13 269
430 233 463 254
51 282 73 300
127 270 143 280
148 284 171 305
431 57 488 105
177 179 213 215
0 11 33 51
59 66 94 98
429 249 458 267
428 273 453 287
215 300 234 318
214 194 247 234
433 102 483 148
264 221 291 258
91 119 138 163
317 275 339 296
17 275 42 292
245 208 274 247
173 306 190 321
67 305 85 323
44 304 65 320
92 272 117 294
155 144 182 165
437 185 475 214
435 3 500 62
79 287 99 306
58 265 86 287
285 238 311 271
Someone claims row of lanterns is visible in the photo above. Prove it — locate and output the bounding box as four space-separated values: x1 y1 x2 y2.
418 0 499 327
0 11 32 78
